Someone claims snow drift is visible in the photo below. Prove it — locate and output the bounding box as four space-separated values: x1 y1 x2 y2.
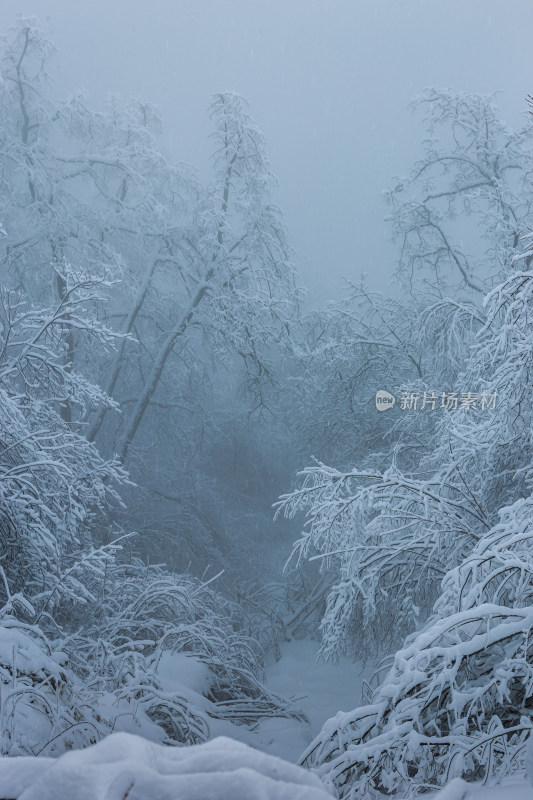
0 732 333 799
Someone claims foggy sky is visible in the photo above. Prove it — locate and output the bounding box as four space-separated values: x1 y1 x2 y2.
1 0 532 302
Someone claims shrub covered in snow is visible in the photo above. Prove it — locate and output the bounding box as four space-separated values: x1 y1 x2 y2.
299 496 533 797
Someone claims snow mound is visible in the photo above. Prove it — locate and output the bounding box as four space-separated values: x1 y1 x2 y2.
156 650 213 696
0 732 333 799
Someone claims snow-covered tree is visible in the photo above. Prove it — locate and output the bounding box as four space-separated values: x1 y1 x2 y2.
0 16 301 582
0 17 305 759
0 250 300 755
0 264 126 598
280 213 533 794
289 281 424 472
387 89 533 298
101 90 299 463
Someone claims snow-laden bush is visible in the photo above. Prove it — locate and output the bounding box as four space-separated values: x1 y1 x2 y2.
69 561 304 745
276 460 482 659
0 270 126 601
0 583 102 756
0 558 302 757
300 496 533 797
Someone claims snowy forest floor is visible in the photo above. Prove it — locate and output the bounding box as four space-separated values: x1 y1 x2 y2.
260 639 374 762
203 638 375 762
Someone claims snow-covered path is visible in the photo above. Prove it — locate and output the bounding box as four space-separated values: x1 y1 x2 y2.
207 637 373 763
254 639 374 762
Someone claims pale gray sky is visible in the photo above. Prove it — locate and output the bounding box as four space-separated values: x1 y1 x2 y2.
1 0 531 301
